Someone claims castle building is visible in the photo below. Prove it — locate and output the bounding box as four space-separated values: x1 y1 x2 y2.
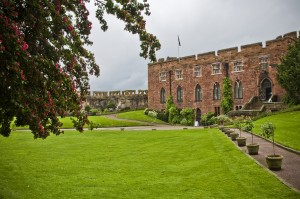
147 31 298 118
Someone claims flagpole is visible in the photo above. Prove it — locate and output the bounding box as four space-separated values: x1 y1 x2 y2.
178 35 181 62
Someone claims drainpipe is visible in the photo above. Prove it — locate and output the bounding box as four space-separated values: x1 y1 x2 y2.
169 70 172 96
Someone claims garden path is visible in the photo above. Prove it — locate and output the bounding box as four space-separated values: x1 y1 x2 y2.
230 129 300 193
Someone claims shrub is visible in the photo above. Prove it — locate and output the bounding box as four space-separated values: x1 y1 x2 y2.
168 106 180 124
148 110 158 118
216 114 231 125
157 112 168 122
201 112 215 126
144 108 151 115
180 108 194 126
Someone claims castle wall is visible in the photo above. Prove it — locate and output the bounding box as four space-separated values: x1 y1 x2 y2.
148 31 299 114
86 90 148 111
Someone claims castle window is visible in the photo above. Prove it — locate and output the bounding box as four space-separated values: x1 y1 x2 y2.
195 84 202 102
175 70 183 80
194 65 202 77
260 56 269 70
159 72 167 82
212 63 221 74
233 60 244 72
234 81 243 99
160 88 166 103
213 82 221 100
177 86 183 102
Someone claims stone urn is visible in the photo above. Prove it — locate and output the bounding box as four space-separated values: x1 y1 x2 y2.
266 155 283 170
236 137 247 147
230 132 239 141
247 143 259 155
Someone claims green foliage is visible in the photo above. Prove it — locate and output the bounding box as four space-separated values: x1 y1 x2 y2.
221 77 233 114
277 37 300 105
180 108 194 126
0 0 160 138
216 114 231 125
168 106 181 124
200 112 215 126
117 110 167 124
156 112 168 122
242 118 254 132
148 110 158 118
165 96 175 113
84 105 92 113
261 121 276 139
107 101 116 110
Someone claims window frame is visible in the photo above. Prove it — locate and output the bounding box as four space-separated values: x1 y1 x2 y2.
212 62 222 75
213 82 221 100
195 84 202 102
159 71 167 82
194 65 202 77
234 81 243 99
160 88 166 103
175 69 183 80
233 60 244 72
177 86 183 102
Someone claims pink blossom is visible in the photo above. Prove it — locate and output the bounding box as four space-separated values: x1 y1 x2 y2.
20 42 28 51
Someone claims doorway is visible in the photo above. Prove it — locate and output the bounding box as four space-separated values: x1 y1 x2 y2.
260 78 272 101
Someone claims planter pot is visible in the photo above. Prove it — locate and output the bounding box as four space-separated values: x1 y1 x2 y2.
247 143 259 155
266 155 283 170
230 132 239 141
226 130 233 137
222 128 229 133
236 137 247 146
219 125 224 131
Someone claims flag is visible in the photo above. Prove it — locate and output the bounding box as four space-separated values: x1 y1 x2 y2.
178 35 181 46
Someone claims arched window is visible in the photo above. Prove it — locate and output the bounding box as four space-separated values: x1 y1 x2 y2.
213 83 220 100
234 81 243 99
195 84 202 102
177 86 183 102
160 88 166 103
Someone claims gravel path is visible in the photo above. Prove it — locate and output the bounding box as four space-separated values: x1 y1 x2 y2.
228 129 300 192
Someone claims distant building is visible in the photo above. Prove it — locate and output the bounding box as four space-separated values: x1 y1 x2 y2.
147 31 298 119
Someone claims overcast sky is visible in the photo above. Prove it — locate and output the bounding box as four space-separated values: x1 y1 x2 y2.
86 0 300 92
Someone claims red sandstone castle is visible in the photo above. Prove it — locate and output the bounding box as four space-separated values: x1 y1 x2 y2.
147 31 298 118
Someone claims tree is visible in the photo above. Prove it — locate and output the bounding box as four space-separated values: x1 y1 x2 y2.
221 77 233 114
0 0 160 138
276 37 300 105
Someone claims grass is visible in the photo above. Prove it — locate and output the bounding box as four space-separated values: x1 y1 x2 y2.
12 115 146 130
0 129 299 199
117 110 167 124
60 115 146 128
252 111 300 151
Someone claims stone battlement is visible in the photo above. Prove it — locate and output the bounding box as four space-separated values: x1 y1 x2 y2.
150 31 299 65
92 89 148 97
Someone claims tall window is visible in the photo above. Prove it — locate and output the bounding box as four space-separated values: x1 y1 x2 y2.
160 88 166 103
195 84 202 102
233 60 243 72
159 72 167 81
260 56 268 70
212 63 221 74
194 65 202 77
177 86 183 102
234 81 243 99
213 83 221 100
175 70 183 80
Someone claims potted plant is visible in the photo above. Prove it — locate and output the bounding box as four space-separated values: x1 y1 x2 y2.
234 117 246 146
261 122 283 170
244 118 259 155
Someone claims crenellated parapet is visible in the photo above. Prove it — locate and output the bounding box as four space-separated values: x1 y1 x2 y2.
86 89 148 111
149 31 299 65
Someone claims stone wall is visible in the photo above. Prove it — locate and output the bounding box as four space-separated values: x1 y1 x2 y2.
86 90 148 111
148 31 299 115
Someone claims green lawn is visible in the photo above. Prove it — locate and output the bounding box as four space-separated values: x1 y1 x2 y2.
13 115 146 130
253 111 300 151
0 129 299 199
60 115 146 128
117 110 167 124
